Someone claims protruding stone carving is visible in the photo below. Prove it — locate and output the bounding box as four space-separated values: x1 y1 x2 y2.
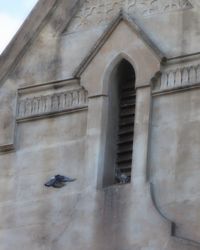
67 0 192 32
175 69 181 87
153 63 200 92
17 88 88 120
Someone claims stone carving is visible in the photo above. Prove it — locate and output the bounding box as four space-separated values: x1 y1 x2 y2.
153 64 200 92
67 0 192 32
17 88 88 120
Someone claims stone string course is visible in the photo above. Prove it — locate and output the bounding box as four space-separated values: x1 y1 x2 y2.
17 88 88 120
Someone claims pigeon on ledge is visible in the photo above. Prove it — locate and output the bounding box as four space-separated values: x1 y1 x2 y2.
44 175 76 188
115 169 130 184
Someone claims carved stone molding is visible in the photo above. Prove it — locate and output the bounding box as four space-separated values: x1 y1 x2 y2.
66 0 192 33
17 79 88 122
0 79 88 153
152 63 200 94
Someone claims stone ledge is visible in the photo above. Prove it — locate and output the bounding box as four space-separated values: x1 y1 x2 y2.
152 82 200 96
16 106 88 123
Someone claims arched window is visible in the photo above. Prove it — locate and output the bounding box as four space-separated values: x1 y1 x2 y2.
103 59 136 187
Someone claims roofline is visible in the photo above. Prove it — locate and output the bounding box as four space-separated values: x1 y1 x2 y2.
0 0 84 87
0 0 56 59
0 0 58 83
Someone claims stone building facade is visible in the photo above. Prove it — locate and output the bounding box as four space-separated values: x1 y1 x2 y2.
1 0 200 249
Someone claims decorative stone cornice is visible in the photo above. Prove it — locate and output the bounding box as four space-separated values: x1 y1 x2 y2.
152 63 200 94
17 78 88 122
0 78 88 153
17 87 88 122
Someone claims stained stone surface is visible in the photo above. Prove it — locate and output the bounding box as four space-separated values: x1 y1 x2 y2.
67 0 193 32
0 0 200 250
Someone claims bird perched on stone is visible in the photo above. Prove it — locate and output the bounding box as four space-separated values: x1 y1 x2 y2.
44 175 76 188
115 168 130 184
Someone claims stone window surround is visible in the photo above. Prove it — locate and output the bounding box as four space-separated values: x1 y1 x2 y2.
81 53 153 189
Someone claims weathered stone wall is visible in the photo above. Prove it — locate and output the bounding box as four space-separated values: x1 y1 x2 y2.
1 0 200 249
150 87 200 243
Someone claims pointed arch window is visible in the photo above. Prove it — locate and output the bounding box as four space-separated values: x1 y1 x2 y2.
103 59 136 187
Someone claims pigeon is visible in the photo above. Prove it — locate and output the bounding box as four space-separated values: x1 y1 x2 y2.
44 175 76 188
115 168 130 184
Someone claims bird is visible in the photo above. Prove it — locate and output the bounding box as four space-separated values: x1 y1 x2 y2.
44 175 76 188
115 168 130 184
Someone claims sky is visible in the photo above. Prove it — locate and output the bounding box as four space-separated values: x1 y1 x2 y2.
0 0 38 54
